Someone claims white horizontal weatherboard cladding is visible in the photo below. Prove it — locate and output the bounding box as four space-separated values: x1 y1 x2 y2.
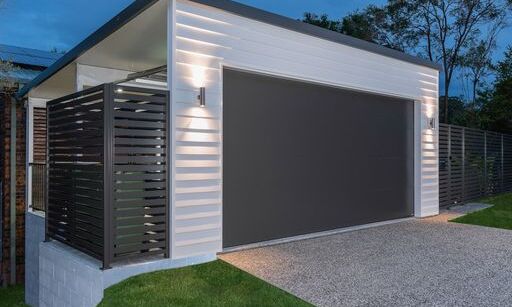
170 0 439 258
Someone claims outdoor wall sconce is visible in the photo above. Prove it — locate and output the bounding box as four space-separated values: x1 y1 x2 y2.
427 117 436 130
198 87 206 107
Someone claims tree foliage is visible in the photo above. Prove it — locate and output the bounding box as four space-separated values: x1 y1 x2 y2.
0 59 18 92
302 13 341 32
302 0 512 127
478 47 512 133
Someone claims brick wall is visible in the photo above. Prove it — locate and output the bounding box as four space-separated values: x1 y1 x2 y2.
1 93 26 285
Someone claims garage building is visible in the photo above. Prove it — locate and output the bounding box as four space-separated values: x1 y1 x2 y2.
20 0 440 305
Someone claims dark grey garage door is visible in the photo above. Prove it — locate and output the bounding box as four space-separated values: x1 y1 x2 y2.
223 68 414 248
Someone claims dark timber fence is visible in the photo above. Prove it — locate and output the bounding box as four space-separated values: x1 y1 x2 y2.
46 83 169 269
439 123 512 207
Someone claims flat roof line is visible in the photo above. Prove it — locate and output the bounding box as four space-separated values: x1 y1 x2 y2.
188 0 441 71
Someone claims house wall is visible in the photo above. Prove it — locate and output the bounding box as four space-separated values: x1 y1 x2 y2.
168 0 439 259
0 94 26 285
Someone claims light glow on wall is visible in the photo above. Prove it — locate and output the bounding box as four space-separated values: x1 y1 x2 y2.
191 65 206 88
176 10 231 25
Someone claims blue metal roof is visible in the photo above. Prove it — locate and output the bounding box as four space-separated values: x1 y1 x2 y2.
0 44 61 68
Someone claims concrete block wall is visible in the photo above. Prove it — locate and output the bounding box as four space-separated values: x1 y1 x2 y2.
37 240 216 307
39 242 103 307
25 212 45 307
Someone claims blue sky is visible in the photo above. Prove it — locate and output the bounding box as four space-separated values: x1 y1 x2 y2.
0 0 382 52
0 0 510 96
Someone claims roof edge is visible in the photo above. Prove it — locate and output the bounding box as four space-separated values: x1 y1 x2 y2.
17 0 159 99
188 0 442 71
18 0 441 99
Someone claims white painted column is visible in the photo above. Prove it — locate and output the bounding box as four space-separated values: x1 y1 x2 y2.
167 0 178 259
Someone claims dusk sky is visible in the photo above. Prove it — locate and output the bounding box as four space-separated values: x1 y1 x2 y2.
0 0 511 96
0 0 382 52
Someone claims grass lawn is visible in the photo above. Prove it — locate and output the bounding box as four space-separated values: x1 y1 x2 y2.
0 285 27 307
100 260 311 307
451 193 512 230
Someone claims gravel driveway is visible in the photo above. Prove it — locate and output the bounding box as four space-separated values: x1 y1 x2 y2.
220 206 512 306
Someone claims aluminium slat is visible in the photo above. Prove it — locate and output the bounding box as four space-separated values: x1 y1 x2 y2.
49 209 104 231
115 207 166 218
49 164 103 171
48 85 104 107
114 241 166 254
114 111 164 121
115 224 166 236
114 199 167 209
114 173 166 181
49 96 104 117
49 111 103 126
49 138 104 147
51 179 103 190
115 147 165 155
49 128 103 139
114 94 167 105
115 85 168 96
49 98 103 117
49 144 103 153
115 190 165 199
49 133 103 143
115 181 166 190
49 120 103 132
49 172 103 181
114 216 166 227
115 232 166 245
114 128 165 138
114 102 165 112
115 119 165 129
49 155 103 163
49 194 102 207
114 156 166 164
114 165 166 172
114 138 165 146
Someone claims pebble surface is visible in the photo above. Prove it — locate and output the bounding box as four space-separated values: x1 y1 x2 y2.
220 204 512 307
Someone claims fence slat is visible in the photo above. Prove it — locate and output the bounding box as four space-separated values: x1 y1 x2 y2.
46 84 170 268
439 124 512 207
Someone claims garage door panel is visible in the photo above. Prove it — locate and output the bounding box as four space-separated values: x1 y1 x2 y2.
223 68 414 248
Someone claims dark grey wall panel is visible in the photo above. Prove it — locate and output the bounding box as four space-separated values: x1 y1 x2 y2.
223 68 415 248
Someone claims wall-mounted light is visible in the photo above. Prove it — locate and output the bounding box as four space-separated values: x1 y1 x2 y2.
427 117 436 130
198 87 206 107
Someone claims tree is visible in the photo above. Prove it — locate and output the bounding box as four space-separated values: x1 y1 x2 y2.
302 6 412 51
384 0 512 124
479 47 512 133
0 0 16 92
0 59 18 92
304 0 512 124
302 13 341 32
460 40 495 103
